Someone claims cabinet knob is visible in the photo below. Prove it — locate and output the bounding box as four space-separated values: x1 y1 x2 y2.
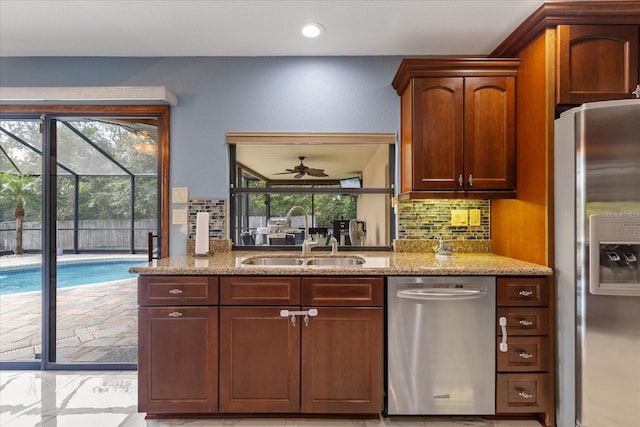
518 289 534 297
458 174 464 186
518 390 534 399
518 319 534 326
632 85 640 98
518 352 534 359
168 288 183 295
168 311 183 317
468 174 473 186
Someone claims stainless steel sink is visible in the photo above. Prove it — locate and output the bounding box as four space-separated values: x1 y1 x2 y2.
240 255 365 266
305 256 365 266
241 256 304 266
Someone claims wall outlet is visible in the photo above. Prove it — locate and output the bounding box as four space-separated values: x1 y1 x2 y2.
451 209 469 226
469 209 481 226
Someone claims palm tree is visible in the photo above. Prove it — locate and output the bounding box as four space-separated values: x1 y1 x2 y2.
0 173 40 255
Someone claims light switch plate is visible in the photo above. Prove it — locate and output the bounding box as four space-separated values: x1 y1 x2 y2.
451 209 469 226
172 208 188 225
172 187 189 204
469 209 481 226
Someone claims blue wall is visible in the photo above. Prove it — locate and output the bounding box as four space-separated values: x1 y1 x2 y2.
0 56 402 254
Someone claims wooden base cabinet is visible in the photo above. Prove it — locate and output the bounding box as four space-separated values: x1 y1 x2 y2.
138 276 219 414
495 276 553 426
219 306 300 413
301 307 383 414
218 275 384 415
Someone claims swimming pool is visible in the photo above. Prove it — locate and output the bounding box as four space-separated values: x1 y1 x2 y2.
0 260 143 295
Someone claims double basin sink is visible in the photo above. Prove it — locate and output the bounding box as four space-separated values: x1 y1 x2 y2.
241 255 365 267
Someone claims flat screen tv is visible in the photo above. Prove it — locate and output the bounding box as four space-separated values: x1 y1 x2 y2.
340 176 362 189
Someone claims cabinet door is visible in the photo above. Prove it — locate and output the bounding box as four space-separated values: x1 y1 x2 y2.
557 25 640 104
464 76 516 190
138 306 218 413
411 77 464 190
219 307 300 413
301 307 383 414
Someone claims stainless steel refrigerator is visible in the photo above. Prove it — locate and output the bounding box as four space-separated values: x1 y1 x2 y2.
555 99 640 427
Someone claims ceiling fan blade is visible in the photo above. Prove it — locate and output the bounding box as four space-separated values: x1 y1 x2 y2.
273 169 296 175
307 168 328 177
294 172 305 179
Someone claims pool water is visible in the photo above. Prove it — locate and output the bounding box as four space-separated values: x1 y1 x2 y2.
0 261 142 295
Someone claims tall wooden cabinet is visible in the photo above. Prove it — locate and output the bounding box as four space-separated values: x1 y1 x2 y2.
392 58 519 199
557 24 639 104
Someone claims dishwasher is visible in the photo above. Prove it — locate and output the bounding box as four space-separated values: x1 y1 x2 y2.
386 276 496 415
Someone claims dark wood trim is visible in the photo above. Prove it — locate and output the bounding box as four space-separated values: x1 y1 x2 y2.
391 57 520 95
491 1 640 57
0 104 171 258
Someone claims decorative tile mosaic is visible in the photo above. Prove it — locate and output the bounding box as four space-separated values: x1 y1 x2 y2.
397 199 490 240
187 199 226 240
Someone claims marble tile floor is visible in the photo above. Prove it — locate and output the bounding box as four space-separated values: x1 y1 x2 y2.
0 371 543 427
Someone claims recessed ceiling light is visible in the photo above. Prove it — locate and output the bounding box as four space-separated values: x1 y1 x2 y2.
302 23 324 38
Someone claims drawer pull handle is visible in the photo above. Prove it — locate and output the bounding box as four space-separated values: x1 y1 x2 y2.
518 289 534 297
468 174 473 186
519 352 533 359
519 319 534 326
518 390 533 399
168 289 183 295
168 311 183 317
499 316 508 352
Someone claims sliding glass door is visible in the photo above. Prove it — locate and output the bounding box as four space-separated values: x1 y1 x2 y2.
0 106 169 370
0 118 43 366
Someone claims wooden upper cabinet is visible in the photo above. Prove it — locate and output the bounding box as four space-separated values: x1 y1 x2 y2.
412 77 464 191
392 58 519 199
557 25 640 104
464 76 516 191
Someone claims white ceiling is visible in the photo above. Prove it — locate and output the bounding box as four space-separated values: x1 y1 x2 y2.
0 0 546 57
236 143 387 181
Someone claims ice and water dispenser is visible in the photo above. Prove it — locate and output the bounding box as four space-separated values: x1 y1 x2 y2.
589 214 640 296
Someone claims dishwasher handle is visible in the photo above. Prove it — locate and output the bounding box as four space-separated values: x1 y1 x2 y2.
397 287 487 301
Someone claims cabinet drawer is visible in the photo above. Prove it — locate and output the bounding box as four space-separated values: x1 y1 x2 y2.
497 277 549 306
138 276 218 306
302 276 383 307
497 373 549 413
220 276 300 305
497 307 549 336
497 336 549 372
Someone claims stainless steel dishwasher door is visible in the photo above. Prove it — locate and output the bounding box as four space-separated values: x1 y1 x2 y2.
386 276 496 415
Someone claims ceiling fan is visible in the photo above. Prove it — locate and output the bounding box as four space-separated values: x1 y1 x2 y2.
274 156 328 179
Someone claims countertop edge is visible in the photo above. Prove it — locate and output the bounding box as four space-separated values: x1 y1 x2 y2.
129 252 553 277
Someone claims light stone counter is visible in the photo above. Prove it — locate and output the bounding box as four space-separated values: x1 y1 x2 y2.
129 251 552 276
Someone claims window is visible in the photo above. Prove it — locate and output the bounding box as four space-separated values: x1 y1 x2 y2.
228 132 395 248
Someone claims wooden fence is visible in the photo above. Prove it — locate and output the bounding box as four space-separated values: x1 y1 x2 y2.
0 219 156 252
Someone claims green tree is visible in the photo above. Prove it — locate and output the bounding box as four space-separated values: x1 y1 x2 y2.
0 172 41 254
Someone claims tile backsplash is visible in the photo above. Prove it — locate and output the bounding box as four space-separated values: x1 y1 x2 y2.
187 199 226 240
397 199 490 240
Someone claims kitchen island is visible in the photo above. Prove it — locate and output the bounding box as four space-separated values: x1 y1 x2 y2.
131 250 554 426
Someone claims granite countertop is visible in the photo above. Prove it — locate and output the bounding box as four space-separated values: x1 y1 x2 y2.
129 250 552 276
